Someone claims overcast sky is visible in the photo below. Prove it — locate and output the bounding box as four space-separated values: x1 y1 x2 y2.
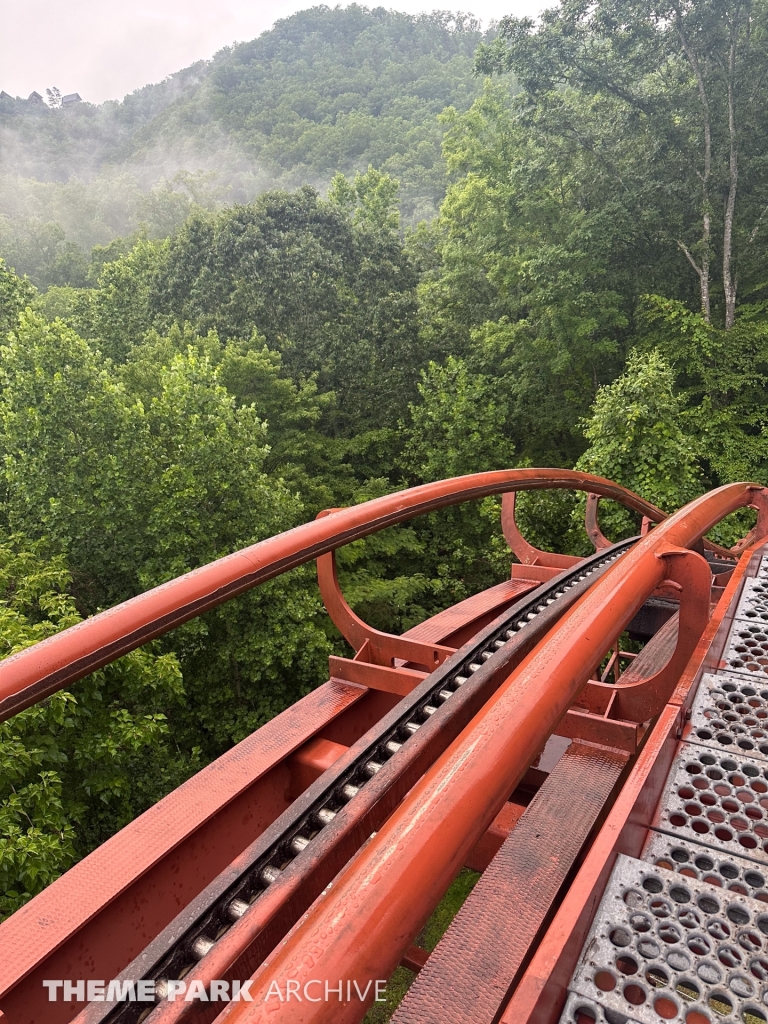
0 1 546 105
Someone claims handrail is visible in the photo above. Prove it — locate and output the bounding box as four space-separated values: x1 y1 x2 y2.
218 481 768 1024
0 469 666 722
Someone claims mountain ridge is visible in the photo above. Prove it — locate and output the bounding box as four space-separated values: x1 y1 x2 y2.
0 6 494 285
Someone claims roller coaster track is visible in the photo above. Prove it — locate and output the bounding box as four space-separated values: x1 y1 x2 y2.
1 469 767 1024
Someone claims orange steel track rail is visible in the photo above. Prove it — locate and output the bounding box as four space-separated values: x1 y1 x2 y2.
0 469 666 722
0 472 765 1024
212 482 768 1024
0 469 662 1024
501 541 766 1024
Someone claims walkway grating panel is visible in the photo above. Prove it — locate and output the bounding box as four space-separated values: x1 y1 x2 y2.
562 853 768 1024
687 673 768 762
642 832 768 904
733 579 768 626
558 556 768 1024
653 744 768 865
724 622 768 679
559 989 641 1023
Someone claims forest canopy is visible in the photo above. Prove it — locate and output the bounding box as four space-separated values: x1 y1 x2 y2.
0 6 489 287
2 1 768 918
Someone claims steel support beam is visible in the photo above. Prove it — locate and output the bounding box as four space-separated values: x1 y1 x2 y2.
499 542 765 1024
0 572 549 1024
212 483 767 1024
391 741 629 1024
0 470 667 721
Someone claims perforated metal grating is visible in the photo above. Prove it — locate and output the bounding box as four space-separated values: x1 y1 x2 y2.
724 624 768 679
653 744 768 865
642 834 768 905
559 989 641 1024
687 674 768 762
558 557 768 1024
565 854 768 1024
720 578 768 677
734 580 768 625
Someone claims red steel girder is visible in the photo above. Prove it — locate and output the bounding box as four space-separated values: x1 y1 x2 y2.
0 469 666 721
500 541 764 1024
212 481 768 1024
0 569 540 1024
0 679 371 1024
99 552 622 1024
0 472 757 1024
390 740 630 1024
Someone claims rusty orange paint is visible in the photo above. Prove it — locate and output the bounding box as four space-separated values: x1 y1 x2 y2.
464 796 528 873
0 470 667 722
212 484 767 1024
499 540 765 1024
0 679 367 1024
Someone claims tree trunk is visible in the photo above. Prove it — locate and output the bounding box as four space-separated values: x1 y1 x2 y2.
674 4 712 322
723 18 739 330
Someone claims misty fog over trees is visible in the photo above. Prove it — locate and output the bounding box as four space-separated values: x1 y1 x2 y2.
0 7 489 286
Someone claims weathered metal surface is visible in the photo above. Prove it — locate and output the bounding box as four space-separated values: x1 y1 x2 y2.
401 577 538 649
566 854 768 1024
391 742 629 1024
733 577 768 624
2 477 767 1024
327 656 428 696
558 990 642 1024
214 484 763 1024
642 832 768 903
548 557 768 1024
585 493 614 553
394 599 709 1023
685 672 768 762
0 678 368 1024
653 743 768 865
723 621 768 679
90 547 627 1024
609 549 712 723
501 491 582 569
0 554 556 1024
626 597 679 641
462 795 529 873
500 543 762 1024
316 542 456 665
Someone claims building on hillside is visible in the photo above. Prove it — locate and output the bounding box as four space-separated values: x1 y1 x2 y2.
62 92 82 105
27 91 44 102
0 91 13 100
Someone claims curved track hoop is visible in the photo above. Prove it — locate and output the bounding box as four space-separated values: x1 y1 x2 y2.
217 482 768 1024
0 469 667 721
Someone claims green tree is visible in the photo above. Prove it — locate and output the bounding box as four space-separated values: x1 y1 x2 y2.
0 539 186 918
478 0 768 327
142 180 421 437
403 355 515 482
0 258 35 335
74 238 168 361
640 295 768 486
419 81 631 465
575 348 702 535
401 355 516 604
1 7 490 280
121 323 349 514
0 313 332 755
